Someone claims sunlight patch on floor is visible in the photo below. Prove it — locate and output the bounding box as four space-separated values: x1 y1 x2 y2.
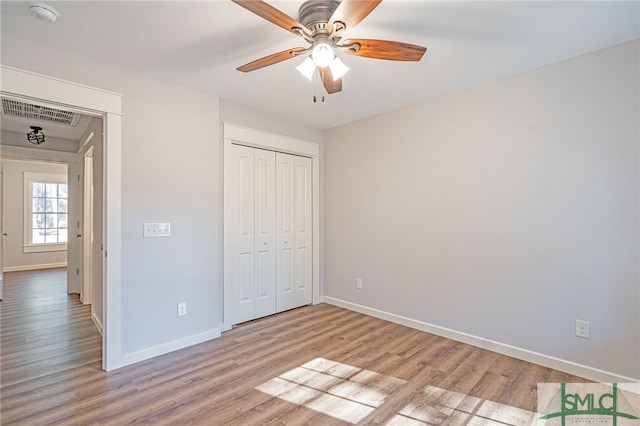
255 357 407 424
386 385 537 425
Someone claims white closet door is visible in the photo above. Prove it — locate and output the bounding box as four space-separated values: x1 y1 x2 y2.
293 155 312 307
225 145 276 324
275 153 295 311
276 153 312 310
226 144 256 325
253 149 276 318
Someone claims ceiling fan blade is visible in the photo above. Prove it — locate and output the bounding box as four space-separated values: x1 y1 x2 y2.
319 67 342 94
328 0 382 33
232 0 309 36
237 47 306 72
342 39 426 61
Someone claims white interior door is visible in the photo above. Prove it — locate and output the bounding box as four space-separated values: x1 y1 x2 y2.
292 155 312 307
67 161 80 294
276 153 312 311
224 144 277 325
225 144 255 325
224 141 312 327
82 148 94 306
253 148 276 318
275 153 295 311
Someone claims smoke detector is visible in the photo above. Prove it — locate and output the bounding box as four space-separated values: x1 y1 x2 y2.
28 2 60 23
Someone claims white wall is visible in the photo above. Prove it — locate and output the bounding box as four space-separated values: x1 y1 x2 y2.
1 42 221 357
2 159 67 270
324 40 639 380
220 100 323 144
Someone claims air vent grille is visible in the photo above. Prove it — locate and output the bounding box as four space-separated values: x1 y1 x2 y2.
1 98 80 126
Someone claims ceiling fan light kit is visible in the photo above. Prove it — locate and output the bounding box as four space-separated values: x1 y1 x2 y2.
232 0 426 98
311 42 334 67
296 57 317 80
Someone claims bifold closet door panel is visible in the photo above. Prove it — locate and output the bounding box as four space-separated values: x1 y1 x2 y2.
276 153 312 311
275 153 295 311
226 144 256 325
293 155 312 308
226 145 276 324
253 148 276 318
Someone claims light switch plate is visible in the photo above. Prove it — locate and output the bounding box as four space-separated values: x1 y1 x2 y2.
144 223 171 238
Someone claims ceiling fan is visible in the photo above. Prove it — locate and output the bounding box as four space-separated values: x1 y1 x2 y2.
233 0 427 95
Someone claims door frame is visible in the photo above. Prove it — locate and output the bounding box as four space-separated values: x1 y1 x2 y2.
82 146 95 307
0 65 123 371
222 122 321 331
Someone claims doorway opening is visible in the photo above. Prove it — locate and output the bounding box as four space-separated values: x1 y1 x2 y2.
0 107 105 361
1 64 123 370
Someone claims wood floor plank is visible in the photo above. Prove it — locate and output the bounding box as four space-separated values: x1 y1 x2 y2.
1 269 592 425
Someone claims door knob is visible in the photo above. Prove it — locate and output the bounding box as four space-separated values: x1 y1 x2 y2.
263 241 268 245
77 234 82 238
2 233 7 236
284 240 288 244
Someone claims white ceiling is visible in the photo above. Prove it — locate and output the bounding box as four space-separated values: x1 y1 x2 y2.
0 111 93 141
1 1 638 130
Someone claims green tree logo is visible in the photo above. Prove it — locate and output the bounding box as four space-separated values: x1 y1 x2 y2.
540 383 639 425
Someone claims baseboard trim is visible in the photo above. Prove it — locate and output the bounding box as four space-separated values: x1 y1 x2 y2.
3 262 67 273
92 312 103 336
323 297 639 384
115 328 222 370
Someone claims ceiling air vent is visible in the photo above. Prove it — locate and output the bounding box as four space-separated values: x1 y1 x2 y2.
1 98 80 126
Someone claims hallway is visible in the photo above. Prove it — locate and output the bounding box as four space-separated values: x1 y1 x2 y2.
0 268 102 388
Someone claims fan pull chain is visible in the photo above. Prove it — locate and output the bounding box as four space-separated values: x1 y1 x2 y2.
312 68 325 103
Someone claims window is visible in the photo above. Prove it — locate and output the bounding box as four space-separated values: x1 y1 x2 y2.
30 182 68 244
23 171 68 253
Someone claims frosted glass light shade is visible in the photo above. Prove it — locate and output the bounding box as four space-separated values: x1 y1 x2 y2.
329 57 349 80
312 43 334 68
296 57 316 80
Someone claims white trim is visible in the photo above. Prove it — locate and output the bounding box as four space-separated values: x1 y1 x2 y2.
23 243 67 253
3 262 67 272
102 112 122 371
82 148 95 307
323 297 640 384
92 311 104 336
1 65 122 114
222 122 321 331
113 328 221 370
223 122 320 157
0 145 78 164
2 65 123 372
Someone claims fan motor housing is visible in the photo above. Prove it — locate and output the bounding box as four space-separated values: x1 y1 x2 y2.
298 0 340 33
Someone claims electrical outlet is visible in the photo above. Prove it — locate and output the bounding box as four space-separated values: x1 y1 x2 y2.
356 278 363 290
576 319 590 339
177 302 187 317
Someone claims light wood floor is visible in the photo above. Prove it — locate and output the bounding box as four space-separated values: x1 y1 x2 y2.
1 268 588 425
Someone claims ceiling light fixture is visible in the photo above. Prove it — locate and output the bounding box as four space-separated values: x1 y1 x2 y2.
28 2 60 23
311 42 334 68
27 126 46 145
297 54 350 82
297 40 350 83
